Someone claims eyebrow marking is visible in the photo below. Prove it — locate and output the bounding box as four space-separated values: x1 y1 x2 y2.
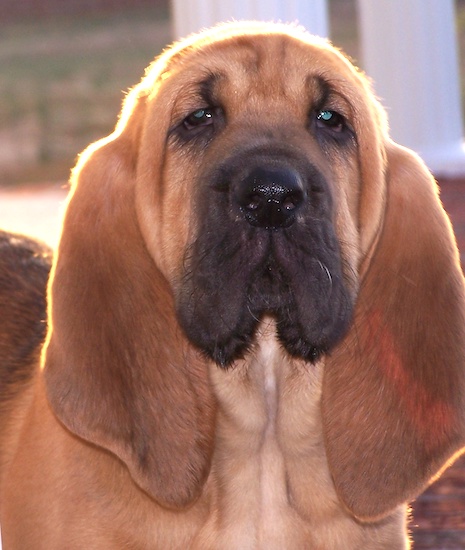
199 73 224 106
312 77 332 110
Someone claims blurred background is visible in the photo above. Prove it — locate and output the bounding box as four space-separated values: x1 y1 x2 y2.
0 0 169 187
2 0 463 189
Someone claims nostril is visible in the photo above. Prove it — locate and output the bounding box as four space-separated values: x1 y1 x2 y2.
282 192 302 211
244 192 263 211
237 167 306 229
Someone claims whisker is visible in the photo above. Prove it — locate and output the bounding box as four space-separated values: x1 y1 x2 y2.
246 304 261 322
317 260 333 295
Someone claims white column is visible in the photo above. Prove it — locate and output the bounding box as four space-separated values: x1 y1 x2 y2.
171 0 328 40
358 0 465 177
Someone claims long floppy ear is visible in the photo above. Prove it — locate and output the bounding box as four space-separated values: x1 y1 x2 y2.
42 90 216 509
323 142 465 521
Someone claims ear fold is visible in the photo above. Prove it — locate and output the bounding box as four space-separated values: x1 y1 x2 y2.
42 91 216 509
323 142 465 521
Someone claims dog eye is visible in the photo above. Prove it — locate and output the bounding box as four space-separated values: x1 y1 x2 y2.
183 108 215 130
316 110 345 132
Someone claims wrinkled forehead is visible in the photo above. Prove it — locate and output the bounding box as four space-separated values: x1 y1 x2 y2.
150 26 364 104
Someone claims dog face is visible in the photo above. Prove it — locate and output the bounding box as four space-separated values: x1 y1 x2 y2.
134 25 384 366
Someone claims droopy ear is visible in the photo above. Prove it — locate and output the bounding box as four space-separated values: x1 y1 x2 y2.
42 91 216 509
323 142 465 521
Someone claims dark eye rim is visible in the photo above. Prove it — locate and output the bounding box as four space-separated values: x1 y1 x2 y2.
315 109 346 132
182 106 225 132
172 105 225 145
313 108 356 146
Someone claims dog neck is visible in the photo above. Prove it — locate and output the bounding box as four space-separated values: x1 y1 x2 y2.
204 319 335 546
200 318 407 548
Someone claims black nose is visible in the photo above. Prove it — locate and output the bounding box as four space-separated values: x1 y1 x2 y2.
236 166 306 229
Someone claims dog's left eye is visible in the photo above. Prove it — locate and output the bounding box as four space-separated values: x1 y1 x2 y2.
183 108 215 130
316 110 345 132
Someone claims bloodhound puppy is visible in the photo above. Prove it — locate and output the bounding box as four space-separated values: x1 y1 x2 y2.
1 22 465 549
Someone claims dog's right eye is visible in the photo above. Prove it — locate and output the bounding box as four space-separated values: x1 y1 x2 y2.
183 108 215 130
174 106 225 145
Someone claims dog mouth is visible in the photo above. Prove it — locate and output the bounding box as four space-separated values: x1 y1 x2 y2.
177 230 353 367
244 257 328 363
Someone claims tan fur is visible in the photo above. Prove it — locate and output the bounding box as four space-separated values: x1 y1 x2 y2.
1 22 465 549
